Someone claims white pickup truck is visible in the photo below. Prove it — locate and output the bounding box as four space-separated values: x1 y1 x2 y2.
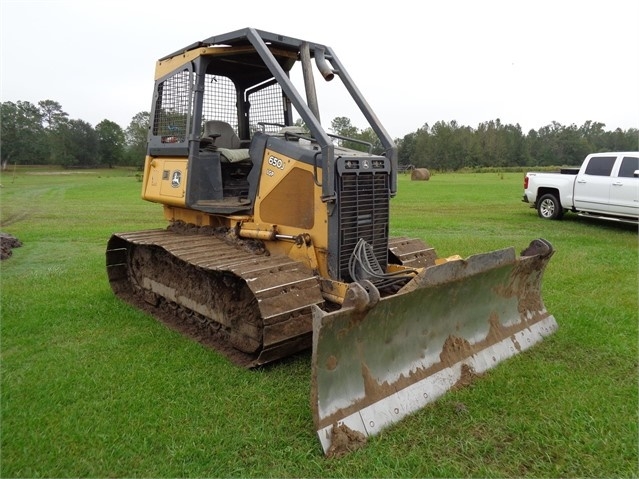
523 151 639 224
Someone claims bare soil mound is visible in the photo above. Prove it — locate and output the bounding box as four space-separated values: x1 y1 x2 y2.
1 233 22 260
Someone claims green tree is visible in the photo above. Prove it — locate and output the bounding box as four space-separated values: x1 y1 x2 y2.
293 118 310 133
397 131 418 167
556 123 590 164
457 125 479 168
412 123 432 168
475 119 507 167
96 119 125 167
357 127 383 155
528 122 562 166
38 100 71 165
605 127 639 151
428 120 466 170
330 116 358 139
330 116 362 150
51 119 99 167
579 120 607 152
38 100 69 130
48 121 73 166
502 123 527 166
125 111 150 167
69 120 98 167
0 101 47 166
329 117 382 153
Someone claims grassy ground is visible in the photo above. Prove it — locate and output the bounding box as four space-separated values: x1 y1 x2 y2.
1 167 637 477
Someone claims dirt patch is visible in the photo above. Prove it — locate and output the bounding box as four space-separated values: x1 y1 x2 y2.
326 423 367 458
453 363 483 391
1 233 22 260
1 212 30 227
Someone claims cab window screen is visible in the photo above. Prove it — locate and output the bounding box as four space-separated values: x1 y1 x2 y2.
202 75 238 134
152 69 191 143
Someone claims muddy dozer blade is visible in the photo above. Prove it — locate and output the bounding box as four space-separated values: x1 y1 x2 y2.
311 239 558 455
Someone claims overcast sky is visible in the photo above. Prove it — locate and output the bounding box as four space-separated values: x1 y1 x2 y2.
1 0 637 140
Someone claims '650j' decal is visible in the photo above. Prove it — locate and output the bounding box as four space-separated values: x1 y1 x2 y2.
266 155 285 177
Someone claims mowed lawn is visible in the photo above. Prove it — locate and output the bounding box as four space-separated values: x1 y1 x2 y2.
1 167 637 478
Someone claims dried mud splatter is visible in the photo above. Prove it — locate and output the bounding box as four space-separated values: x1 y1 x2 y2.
453 363 483 390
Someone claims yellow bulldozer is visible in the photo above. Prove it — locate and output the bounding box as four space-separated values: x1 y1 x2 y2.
106 28 558 455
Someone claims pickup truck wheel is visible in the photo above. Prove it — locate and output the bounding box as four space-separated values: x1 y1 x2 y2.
537 194 564 220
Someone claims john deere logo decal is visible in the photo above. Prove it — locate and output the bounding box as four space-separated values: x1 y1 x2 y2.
171 170 182 188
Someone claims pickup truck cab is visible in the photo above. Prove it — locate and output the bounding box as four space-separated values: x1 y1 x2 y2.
523 151 639 224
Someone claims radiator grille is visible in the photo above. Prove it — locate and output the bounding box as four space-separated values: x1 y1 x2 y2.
338 171 390 281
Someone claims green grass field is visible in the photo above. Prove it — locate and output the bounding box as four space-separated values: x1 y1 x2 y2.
1 167 637 477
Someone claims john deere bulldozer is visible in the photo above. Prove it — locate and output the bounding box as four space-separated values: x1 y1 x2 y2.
106 28 558 455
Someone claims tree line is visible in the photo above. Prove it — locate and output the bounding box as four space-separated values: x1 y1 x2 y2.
0 100 149 169
330 117 638 170
1 99 637 170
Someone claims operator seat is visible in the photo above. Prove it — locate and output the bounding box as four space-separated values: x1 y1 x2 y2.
201 120 250 163
202 120 242 149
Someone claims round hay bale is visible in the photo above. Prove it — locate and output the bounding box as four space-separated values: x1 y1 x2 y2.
411 168 431 181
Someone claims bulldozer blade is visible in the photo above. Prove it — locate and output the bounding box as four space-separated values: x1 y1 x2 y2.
311 239 557 455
